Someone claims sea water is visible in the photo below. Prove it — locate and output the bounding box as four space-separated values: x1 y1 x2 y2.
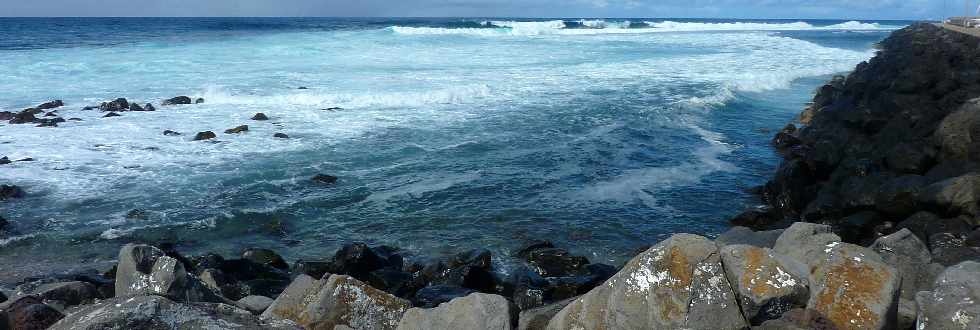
0 18 906 281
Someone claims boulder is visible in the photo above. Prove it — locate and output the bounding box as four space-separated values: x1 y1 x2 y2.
262 274 410 330
929 232 980 266
194 131 217 141
524 248 589 277
252 113 269 120
114 244 220 302
35 281 98 307
35 100 63 110
327 243 387 280
396 293 514 330
411 285 476 308
237 295 274 314
292 260 331 280
48 295 300 330
919 173 980 216
103 112 121 118
934 101 980 162
5 296 63 330
720 244 809 324
518 298 574 330
274 133 290 139
242 248 289 270
807 242 900 330
715 226 784 248
546 234 747 330
0 185 25 200
756 308 839 330
161 96 192 105
513 240 555 259
225 125 249 134
915 261 980 330
8 110 36 124
195 98 205 104
144 103 156 111
728 208 779 230
542 263 616 301
874 175 929 216
130 103 145 111
0 111 12 121
869 229 938 300
448 249 492 271
773 222 842 267
99 98 129 112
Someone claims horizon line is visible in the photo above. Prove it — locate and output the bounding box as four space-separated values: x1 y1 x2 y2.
0 16 927 22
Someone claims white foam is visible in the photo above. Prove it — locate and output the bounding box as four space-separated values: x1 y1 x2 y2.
390 20 901 37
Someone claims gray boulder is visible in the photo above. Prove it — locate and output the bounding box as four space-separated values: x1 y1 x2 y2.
546 234 747 330
396 293 514 330
48 295 300 330
916 261 980 330
929 232 980 266
237 295 274 314
869 229 936 300
262 274 410 330
919 173 980 216
773 222 842 267
715 226 784 248
720 244 809 324
517 298 574 330
807 242 900 330
4 296 63 330
114 244 220 302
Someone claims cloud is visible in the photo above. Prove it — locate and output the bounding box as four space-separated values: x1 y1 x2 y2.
0 0 946 19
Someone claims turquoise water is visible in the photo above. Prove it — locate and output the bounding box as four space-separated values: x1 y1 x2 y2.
0 18 904 281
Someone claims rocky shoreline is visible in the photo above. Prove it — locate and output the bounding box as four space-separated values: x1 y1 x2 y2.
2 23 980 329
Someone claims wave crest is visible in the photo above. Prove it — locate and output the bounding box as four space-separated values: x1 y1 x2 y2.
389 20 900 36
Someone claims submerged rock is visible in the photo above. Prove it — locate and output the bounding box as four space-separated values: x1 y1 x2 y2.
36 100 64 110
546 234 747 329
524 248 589 278
251 113 269 120
225 125 249 134
195 98 205 104
397 293 514 330
312 174 338 184
102 112 121 118
163 130 182 136
1 184 25 200
274 133 290 139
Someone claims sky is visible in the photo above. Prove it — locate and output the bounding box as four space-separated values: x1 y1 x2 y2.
0 0 963 20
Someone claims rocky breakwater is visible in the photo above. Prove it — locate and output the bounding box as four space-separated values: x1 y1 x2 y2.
4 223 975 329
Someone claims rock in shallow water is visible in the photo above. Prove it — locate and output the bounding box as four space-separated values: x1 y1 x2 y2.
225 125 249 134
194 131 217 141
546 234 747 330
0 185 25 200
114 244 221 303
252 112 269 120
162 96 193 105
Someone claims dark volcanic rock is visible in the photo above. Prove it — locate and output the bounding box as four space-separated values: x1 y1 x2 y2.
8 109 37 124
129 103 145 111
242 248 289 270
411 284 476 308
273 133 289 139
163 130 182 136
144 103 156 111
729 207 778 230
291 259 331 279
162 96 193 105
99 98 129 112
0 157 10 165
524 247 590 277
7 296 64 330
251 113 269 120
102 112 121 118
312 174 338 184
327 243 386 280
0 111 13 121
1 184 25 200
194 131 217 141
36 100 64 110
224 125 249 134
195 98 205 104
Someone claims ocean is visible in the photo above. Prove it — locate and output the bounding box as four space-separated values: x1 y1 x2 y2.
0 17 907 281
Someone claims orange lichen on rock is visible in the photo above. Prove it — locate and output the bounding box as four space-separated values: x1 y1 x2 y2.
812 258 888 330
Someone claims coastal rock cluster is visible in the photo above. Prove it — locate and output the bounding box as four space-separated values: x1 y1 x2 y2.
1 224 975 329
